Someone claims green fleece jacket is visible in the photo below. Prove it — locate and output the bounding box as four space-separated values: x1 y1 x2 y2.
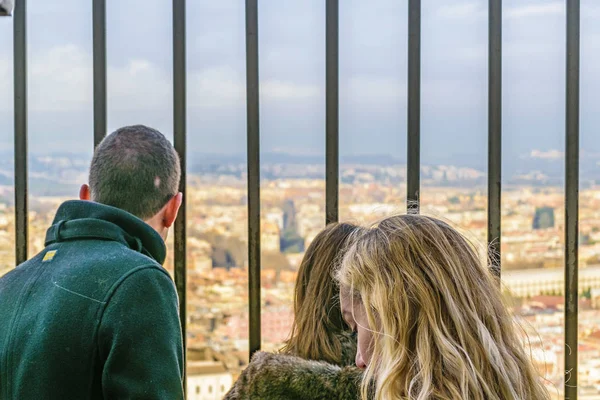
0 200 184 399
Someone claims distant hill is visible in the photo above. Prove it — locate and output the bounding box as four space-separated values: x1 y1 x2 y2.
0 150 597 199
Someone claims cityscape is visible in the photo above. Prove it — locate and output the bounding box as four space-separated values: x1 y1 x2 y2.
1 154 600 399
3 1 600 398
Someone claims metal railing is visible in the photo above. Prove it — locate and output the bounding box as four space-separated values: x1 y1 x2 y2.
245 0 261 361
13 0 27 267
325 0 339 226
9 0 581 397
172 0 188 388
93 0 106 148
488 0 502 279
565 1 580 397
407 0 421 216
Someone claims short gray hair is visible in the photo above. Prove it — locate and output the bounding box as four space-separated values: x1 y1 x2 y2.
89 125 181 219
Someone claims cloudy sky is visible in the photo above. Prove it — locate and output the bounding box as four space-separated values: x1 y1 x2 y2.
0 0 599 168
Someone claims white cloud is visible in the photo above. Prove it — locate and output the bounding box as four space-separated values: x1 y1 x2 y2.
422 78 485 110
0 45 322 112
261 81 319 100
343 75 487 110
530 149 563 160
437 2 484 19
345 76 406 103
506 3 563 19
28 45 92 112
0 57 11 103
187 65 245 108
582 4 600 18
108 58 172 111
25 45 172 112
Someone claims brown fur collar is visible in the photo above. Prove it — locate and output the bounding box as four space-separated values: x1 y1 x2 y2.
224 351 362 400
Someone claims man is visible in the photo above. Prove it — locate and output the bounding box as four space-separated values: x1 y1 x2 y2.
0 125 184 399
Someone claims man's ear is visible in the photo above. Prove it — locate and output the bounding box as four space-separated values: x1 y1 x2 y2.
163 192 183 228
79 184 91 200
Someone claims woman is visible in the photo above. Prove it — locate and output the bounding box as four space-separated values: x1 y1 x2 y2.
337 214 550 400
225 222 364 400
280 222 360 366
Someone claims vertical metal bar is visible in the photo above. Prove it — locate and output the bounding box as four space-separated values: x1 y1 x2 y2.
488 0 502 279
407 0 421 215
93 0 107 147
245 0 261 359
565 0 580 398
325 0 339 225
13 0 27 265
173 0 187 393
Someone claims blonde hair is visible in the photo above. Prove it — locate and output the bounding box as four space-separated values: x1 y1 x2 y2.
337 214 549 400
281 222 361 365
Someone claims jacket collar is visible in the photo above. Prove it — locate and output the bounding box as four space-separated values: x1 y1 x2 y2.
45 200 166 264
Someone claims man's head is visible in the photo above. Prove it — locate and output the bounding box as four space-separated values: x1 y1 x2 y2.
80 125 182 239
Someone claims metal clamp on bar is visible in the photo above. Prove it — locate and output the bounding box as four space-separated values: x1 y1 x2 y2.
0 0 14 16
